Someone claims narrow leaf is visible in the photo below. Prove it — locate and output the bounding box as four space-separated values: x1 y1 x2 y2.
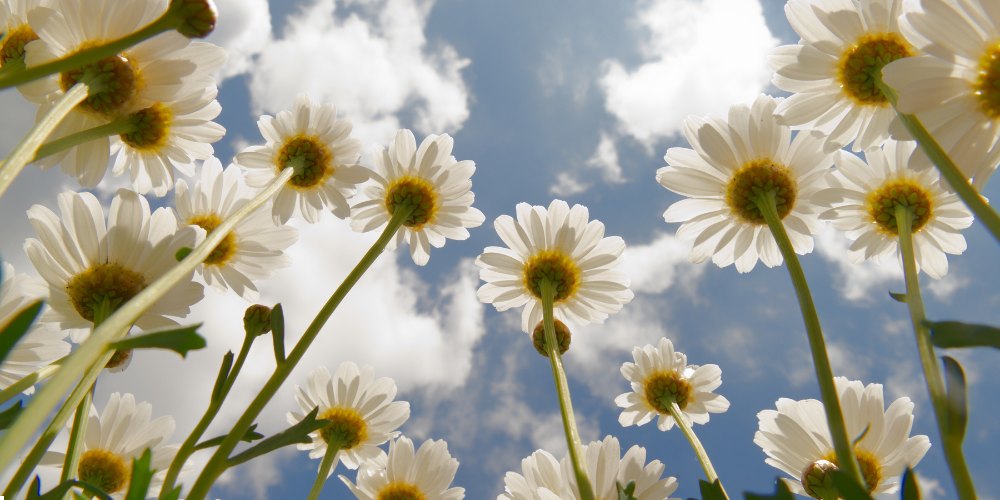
0 401 24 430
831 470 873 500
109 324 205 358
161 486 182 500
942 356 968 442
28 476 113 500
124 449 154 500
211 351 235 403
889 291 907 303
194 423 263 451
745 479 796 500
925 320 1000 349
902 467 921 500
226 408 325 467
270 303 285 364
616 480 637 500
699 479 727 500
0 300 44 365
175 247 193 261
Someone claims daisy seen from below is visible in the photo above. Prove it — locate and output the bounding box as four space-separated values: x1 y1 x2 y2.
24 189 203 341
235 95 368 224
571 436 678 500
769 0 914 152
616 337 730 432
0 0 46 72
819 140 973 278
882 0 1000 187
475 199 634 333
174 156 298 299
754 377 931 497
287 362 410 473
498 449 566 500
351 129 485 266
340 435 465 500
0 262 69 394
656 94 834 273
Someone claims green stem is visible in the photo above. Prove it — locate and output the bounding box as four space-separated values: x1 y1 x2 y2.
61 390 92 482
186 207 413 500
33 117 135 163
540 280 595 500
878 80 1000 243
666 402 728 498
752 191 864 486
0 168 295 471
0 363 59 405
894 206 978 499
306 445 340 500
0 82 89 199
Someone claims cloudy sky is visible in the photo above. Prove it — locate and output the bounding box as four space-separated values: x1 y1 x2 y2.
2 0 1000 498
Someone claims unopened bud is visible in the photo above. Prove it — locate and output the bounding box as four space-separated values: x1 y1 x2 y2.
532 319 571 357
801 459 839 499
243 304 273 337
105 349 133 372
170 0 218 38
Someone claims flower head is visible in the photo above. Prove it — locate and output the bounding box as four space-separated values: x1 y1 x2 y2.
0 0 46 70
0 262 69 394
340 436 464 499
498 449 566 500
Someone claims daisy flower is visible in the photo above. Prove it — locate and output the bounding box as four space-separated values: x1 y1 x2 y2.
41 392 178 497
0 262 69 394
754 377 931 496
570 436 679 500
287 362 410 473
0 0 46 71
882 0 1000 187
475 200 634 334
24 189 203 341
819 140 973 278
770 0 915 152
656 94 834 273
235 95 369 224
340 436 465 500
174 156 298 299
616 338 730 432
498 449 566 500
350 129 485 266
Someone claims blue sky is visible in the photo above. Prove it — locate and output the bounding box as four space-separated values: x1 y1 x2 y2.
2 0 999 498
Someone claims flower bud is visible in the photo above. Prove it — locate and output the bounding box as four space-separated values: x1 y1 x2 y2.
170 0 218 38
243 304 273 337
105 349 133 372
532 319 571 357
801 459 839 499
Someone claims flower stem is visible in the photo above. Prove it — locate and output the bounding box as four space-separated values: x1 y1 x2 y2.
60 390 92 482
894 205 978 499
306 445 340 500
32 117 135 163
666 402 728 498
0 363 59 405
185 207 413 500
540 280 595 500
0 168 295 471
753 191 864 486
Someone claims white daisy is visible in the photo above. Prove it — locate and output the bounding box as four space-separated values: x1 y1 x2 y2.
350 129 485 266
0 262 69 395
340 435 464 500
288 362 410 473
770 0 915 152
656 94 834 273
41 392 179 497
819 140 973 278
568 436 679 500
882 0 1000 187
0 0 47 71
616 338 730 432
754 377 931 496
498 449 566 500
235 95 369 224
475 200 634 334
24 189 203 341
174 156 298 299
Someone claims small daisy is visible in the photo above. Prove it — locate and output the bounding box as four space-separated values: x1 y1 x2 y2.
235 95 369 224
288 362 410 472
616 338 730 432
0 0 47 71
656 94 834 273
819 140 973 278
568 436 679 500
754 377 930 496
174 156 298 299
350 129 485 266
340 436 465 500
882 0 1000 187
475 200 634 334
498 449 566 500
24 189 203 341
41 392 178 497
770 0 915 152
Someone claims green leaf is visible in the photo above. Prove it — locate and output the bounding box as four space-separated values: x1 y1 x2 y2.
889 291 907 303
942 356 968 442
175 247 193 261
211 351 235 403
0 300 44 365
745 479 796 500
226 408 325 467
270 303 285 364
161 486 182 500
831 470 873 500
902 467 921 500
616 480 637 500
27 476 113 500
0 400 24 430
699 479 727 500
108 324 205 358
124 449 155 500
925 320 1000 349
194 423 264 451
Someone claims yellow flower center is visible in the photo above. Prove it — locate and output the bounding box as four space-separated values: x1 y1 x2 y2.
0 25 37 66
276 135 333 190
60 52 140 117
121 102 173 151
865 178 934 235
725 159 797 224
66 263 147 324
975 41 1000 119
643 370 693 412
522 250 581 303
318 407 368 450
377 482 426 500
384 176 439 229
822 448 883 493
105 348 133 370
837 33 913 106
78 449 130 494
531 319 572 357
187 213 237 266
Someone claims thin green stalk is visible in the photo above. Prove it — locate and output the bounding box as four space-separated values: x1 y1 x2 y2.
541 280 595 500
0 168 295 470
0 82 89 199
33 117 134 163
753 191 863 486
306 444 341 500
895 206 978 499
666 402 728 498
61 391 92 482
186 207 413 499
0 363 59 405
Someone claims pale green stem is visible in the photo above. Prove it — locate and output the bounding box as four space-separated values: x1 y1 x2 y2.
752 191 864 486
306 445 341 500
0 82 89 199
186 207 413 499
540 280 595 500
895 205 978 499
0 363 59 405
666 402 728 498
33 117 135 163
0 168 295 470
61 390 92 482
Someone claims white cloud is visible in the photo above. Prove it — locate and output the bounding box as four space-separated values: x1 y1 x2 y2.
620 231 703 295
549 171 591 196
927 271 969 300
816 225 903 302
587 132 625 184
599 0 777 146
205 0 273 79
